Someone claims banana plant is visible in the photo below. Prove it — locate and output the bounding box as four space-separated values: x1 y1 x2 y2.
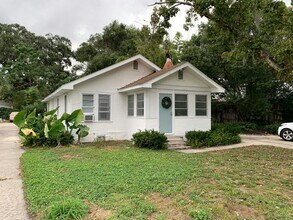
13 107 89 147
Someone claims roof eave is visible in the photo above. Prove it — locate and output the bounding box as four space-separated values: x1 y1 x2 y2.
42 85 73 102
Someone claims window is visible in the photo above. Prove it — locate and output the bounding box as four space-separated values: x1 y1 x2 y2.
128 95 134 116
82 94 94 114
136 93 144 116
57 97 59 115
196 95 207 116
175 94 188 116
178 69 184 80
133 60 138 70
64 95 67 113
98 94 110 120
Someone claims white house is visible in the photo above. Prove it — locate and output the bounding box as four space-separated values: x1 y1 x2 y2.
43 54 225 141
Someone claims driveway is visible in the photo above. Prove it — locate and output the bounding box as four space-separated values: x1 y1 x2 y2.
0 123 29 219
178 134 293 153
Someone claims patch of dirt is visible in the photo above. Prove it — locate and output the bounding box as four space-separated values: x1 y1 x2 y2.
84 206 112 220
59 154 80 160
226 203 265 220
148 193 191 220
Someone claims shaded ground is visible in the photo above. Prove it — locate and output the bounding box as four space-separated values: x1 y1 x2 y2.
0 123 29 219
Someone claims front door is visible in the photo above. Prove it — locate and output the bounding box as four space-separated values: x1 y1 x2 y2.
159 93 172 133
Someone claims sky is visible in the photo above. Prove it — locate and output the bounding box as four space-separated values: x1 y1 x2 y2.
0 0 291 50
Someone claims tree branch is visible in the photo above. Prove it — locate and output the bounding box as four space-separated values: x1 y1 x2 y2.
259 49 283 72
148 1 194 7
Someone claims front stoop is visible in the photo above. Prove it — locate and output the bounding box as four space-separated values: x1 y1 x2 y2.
166 135 190 150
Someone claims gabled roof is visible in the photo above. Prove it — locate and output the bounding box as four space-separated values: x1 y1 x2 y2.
119 62 184 90
118 62 225 93
42 55 160 102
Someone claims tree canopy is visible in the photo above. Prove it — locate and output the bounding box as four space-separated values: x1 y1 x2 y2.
0 24 75 110
151 0 293 83
75 20 183 74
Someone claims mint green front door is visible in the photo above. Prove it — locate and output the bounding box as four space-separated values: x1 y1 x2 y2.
159 93 172 133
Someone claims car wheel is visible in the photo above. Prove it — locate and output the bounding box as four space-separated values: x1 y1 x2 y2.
281 129 293 141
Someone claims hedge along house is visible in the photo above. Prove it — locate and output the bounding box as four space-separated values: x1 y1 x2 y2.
43 54 225 141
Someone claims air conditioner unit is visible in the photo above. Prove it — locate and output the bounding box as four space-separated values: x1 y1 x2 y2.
84 114 94 122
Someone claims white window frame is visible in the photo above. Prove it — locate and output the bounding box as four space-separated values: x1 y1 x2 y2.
136 93 144 117
175 93 188 116
127 94 135 116
195 95 207 116
64 95 67 113
82 94 94 114
98 94 111 121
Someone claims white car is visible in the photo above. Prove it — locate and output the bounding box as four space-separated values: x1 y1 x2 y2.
9 112 18 122
278 122 293 141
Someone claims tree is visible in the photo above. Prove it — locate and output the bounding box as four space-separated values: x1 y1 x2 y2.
75 21 141 74
75 21 183 75
0 24 75 110
180 22 284 122
151 0 293 83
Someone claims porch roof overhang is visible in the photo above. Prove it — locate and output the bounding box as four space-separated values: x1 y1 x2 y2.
118 62 225 93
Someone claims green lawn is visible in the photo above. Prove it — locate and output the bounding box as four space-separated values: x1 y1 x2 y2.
21 142 293 219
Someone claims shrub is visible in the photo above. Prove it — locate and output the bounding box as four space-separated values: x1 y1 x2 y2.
211 122 257 135
207 129 241 146
14 108 89 147
186 129 241 149
262 123 280 134
0 107 15 120
132 129 167 150
45 198 88 220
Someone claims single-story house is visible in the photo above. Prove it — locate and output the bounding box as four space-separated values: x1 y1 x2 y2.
43 54 225 141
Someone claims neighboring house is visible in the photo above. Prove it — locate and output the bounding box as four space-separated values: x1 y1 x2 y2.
0 100 11 108
43 54 225 141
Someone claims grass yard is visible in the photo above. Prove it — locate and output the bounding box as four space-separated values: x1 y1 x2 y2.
21 142 293 219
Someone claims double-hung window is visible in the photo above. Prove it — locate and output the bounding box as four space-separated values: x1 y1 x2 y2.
99 94 110 120
136 93 144 116
195 95 207 116
82 94 94 114
128 95 134 116
175 94 188 116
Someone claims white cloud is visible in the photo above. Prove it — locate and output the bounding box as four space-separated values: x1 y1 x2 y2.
0 0 290 50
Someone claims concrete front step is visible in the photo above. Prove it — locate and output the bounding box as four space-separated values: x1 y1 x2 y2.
167 135 190 149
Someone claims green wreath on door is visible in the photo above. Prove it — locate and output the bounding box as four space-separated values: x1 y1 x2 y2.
161 97 172 109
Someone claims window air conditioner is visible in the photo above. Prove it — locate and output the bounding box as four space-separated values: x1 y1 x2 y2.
84 114 94 122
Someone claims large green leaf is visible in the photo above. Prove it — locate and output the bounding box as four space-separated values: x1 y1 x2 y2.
48 120 65 138
13 110 27 128
45 107 58 116
76 124 90 138
60 113 70 121
67 109 84 126
26 109 36 124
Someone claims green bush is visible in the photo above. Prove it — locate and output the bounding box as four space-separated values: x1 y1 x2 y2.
0 107 15 120
132 129 168 150
186 129 241 149
13 108 89 147
45 198 88 220
262 123 280 134
211 122 258 134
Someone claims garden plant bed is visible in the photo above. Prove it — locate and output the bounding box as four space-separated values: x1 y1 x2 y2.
21 142 293 219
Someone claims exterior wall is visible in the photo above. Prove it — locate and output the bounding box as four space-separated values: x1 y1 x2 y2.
55 61 154 142
46 62 215 141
